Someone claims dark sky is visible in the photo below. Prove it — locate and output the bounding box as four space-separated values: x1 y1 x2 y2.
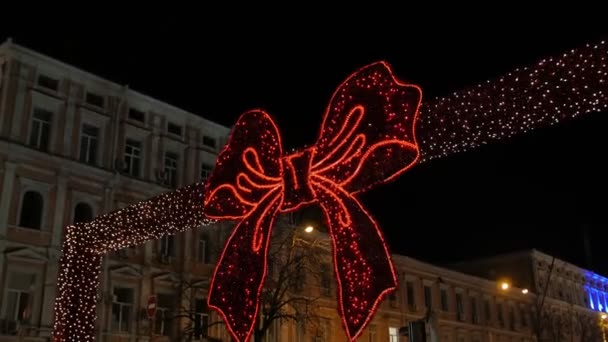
2 9 607 274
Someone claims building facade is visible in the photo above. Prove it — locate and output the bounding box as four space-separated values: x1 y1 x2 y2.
0 40 605 342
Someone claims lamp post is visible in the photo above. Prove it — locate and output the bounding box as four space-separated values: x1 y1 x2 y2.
600 313 607 342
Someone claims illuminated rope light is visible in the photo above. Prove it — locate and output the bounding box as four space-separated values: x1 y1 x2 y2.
418 40 608 162
52 39 608 342
52 183 213 341
204 61 420 342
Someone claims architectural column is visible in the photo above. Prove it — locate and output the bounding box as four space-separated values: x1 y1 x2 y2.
51 175 68 248
41 174 68 335
0 160 16 235
40 249 61 336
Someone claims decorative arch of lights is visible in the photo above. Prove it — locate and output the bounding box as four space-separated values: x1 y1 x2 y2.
53 40 607 342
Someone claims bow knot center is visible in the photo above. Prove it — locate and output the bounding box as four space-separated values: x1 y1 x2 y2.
280 148 316 211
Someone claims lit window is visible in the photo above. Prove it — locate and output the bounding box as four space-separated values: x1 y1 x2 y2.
388 326 398 342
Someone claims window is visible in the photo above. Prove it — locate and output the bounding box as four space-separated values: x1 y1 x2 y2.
164 152 178 187
497 303 504 327
167 122 182 136
406 281 415 310
484 299 491 321
4 272 35 323
508 305 515 330
388 292 398 308
111 287 133 332
19 191 43 229
124 139 142 177
388 326 399 342
160 234 175 257
128 108 145 123
155 294 174 336
201 163 213 181
202 135 216 149
29 108 52 151
194 298 209 338
456 293 465 321
74 202 94 224
320 263 331 296
197 234 209 264
37 74 59 91
471 297 479 324
424 285 432 308
79 124 99 165
520 305 527 327
85 92 104 108
367 324 376 342
440 288 449 311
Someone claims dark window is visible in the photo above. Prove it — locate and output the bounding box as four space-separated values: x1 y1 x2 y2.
19 191 43 229
202 136 216 149
111 287 133 332
471 297 479 324
37 75 59 91
197 233 210 264
74 202 94 224
484 299 491 321
406 281 415 308
79 124 99 165
164 152 179 187
456 293 465 321
160 235 175 257
155 294 175 336
29 108 52 151
194 298 209 338
424 285 432 308
124 139 142 177
440 289 449 311
201 163 213 181
167 122 182 136
128 108 145 123
85 92 104 108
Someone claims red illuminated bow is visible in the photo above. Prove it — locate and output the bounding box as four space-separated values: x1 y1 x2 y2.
204 62 422 342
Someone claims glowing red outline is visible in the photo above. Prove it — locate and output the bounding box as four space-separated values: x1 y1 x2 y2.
204 61 422 342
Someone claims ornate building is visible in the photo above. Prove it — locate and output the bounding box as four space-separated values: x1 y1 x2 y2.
0 39 605 342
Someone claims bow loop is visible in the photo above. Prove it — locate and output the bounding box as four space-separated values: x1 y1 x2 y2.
204 110 283 219
311 62 422 193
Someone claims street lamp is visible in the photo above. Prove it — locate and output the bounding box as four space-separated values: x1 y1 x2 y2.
304 225 314 233
521 288 529 294
501 282 510 291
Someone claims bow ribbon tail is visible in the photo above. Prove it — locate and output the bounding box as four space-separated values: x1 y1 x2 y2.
207 187 283 342
313 178 398 341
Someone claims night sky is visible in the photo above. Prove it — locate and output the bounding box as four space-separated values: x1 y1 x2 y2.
2 10 607 274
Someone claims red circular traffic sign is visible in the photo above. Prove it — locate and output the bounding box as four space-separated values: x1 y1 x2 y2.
147 295 157 319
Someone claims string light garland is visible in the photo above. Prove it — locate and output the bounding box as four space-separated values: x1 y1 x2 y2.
52 39 608 342
52 183 213 341
418 40 608 162
204 61 420 342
